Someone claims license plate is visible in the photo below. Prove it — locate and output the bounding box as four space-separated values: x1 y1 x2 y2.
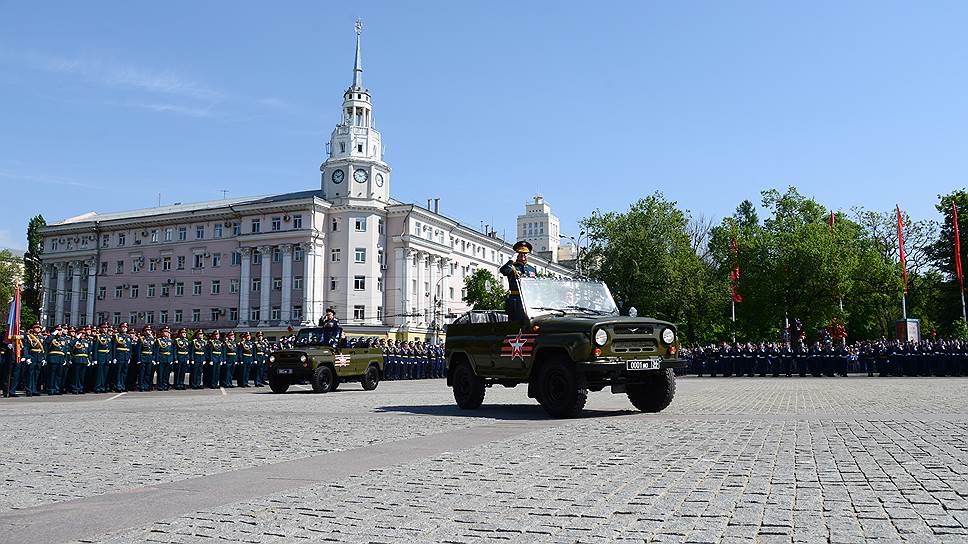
276 368 293 375
626 359 661 371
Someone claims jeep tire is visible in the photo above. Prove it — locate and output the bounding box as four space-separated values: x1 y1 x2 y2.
627 369 676 413
362 364 380 391
535 360 587 418
452 361 485 409
311 365 335 393
268 375 290 394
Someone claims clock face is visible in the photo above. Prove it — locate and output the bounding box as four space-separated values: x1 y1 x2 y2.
331 169 344 184
375 173 384 187
354 168 369 183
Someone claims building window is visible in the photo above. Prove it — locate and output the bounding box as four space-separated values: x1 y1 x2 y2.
164 228 173 242
449 287 455 300
129 312 138 325
118 233 126 246
214 224 223 239
211 308 220 322
178 227 187 241
231 251 241 266
353 305 365 320
212 253 222 267
377 306 383 320
378 219 384 235
148 259 157 272
232 222 241 236
331 218 338 232
229 308 239 321
160 310 169 324
355 217 366 232
115 286 123 298
174 309 183 323
146 311 155 325
97 286 106 299
252 278 261 292
112 312 121 325
192 281 202 296
292 306 303 321
100 261 108 275
355 248 366 263
177 256 185 270
162 256 171 271
251 308 261 322
192 309 201 322
196 225 205 240
251 219 261 233
292 215 303 229
293 276 303 290
147 284 156 297
102 234 110 247
230 279 239 294
331 248 341 262
193 254 204 269
253 252 262 265
161 285 170 297
271 217 281 231
377 276 384 292
175 282 185 296
211 280 221 295
354 276 366 290
294 247 304 261
130 285 139 298
272 277 282 290
270 307 281 321
272 247 281 263
150 230 159 243
330 277 337 291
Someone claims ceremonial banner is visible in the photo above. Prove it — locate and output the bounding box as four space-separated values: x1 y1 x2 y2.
730 239 742 303
954 203 964 293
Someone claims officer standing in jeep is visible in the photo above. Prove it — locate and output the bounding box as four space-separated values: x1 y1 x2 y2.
499 241 538 322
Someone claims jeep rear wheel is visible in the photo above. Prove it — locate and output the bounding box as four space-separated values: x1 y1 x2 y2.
362 365 380 391
452 362 485 409
536 360 587 418
311 365 335 393
627 369 676 413
268 375 289 394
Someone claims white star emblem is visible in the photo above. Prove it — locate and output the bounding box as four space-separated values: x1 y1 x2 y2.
507 331 528 361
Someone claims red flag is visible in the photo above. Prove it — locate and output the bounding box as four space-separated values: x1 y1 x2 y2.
730 238 743 303
954 202 964 293
896 206 907 295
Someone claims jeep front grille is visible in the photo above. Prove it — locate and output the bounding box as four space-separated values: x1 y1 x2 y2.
611 338 658 353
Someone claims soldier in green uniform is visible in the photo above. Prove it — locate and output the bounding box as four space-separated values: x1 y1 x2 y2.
93 323 114 393
190 329 206 389
112 323 134 392
238 332 254 387
60 326 74 390
222 331 238 388
155 326 174 391
207 330 224 388
68 329 93 394
21 324 45 396
253 331 268 387
173 328 191 390
499 241 538 322
138 326 156 391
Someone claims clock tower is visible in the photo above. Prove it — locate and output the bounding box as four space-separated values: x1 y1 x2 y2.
321 20 391 204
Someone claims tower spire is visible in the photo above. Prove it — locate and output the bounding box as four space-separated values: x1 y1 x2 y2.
353 18 363 89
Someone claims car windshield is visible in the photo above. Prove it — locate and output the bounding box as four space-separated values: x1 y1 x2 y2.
295 329 326 346
519 278 619 318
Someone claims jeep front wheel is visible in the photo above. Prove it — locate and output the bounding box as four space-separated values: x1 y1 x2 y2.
627 369 676 413
452 362 485 409
362 365 380 391
268 375 289 394
311 365 335 393
536 360 587 418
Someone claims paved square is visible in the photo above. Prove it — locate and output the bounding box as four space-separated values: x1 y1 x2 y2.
1 377 967 543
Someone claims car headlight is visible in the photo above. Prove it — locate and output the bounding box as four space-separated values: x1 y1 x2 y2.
594 329 609 346
661 328 675 344
268 355 275 363
299 355 307 362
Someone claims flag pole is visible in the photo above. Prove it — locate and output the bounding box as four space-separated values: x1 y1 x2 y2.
731 299 736 343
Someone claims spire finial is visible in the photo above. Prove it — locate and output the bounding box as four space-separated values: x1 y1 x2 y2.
353 18 364 88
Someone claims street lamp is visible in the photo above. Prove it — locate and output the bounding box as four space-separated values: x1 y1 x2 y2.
560 231 586 277
432 274 452 345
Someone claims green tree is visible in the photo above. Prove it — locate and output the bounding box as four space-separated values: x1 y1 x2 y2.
22 214 46 319
924 190 968 335
0 249 20 321
462 269 507 311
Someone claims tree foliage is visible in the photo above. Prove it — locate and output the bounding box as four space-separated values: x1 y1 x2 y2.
22 214 46 318
462 269 507 311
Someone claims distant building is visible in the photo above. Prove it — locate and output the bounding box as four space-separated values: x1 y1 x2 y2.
517 195 561 263
37 26 572 339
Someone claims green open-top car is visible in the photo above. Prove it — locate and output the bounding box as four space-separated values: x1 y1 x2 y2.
267 328 384 393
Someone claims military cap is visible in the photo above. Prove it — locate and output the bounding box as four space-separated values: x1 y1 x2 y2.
30 323 41 330
513 240 533 254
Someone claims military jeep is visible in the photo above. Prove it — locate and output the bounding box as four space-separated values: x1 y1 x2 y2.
267 328 384 393
445 277 688 418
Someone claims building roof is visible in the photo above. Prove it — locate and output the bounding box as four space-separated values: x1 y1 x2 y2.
50 190 326 226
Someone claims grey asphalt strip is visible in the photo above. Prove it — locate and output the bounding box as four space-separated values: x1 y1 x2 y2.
0 419 560 544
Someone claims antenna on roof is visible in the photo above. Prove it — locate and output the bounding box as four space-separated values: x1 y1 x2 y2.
157 193 161 207
221 189 229 199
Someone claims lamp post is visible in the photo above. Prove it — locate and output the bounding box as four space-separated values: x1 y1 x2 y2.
431 274 452 345
561 231 586 277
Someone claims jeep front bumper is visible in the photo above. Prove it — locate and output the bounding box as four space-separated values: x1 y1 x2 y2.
576 358 689 372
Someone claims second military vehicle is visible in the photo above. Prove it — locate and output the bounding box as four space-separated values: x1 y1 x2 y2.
445 277 687 418
267 328 384 393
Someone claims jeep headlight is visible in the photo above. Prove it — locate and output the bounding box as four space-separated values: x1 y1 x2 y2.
594 329 609 346
299 355 307 363
268 355 275 363
661 328 676 344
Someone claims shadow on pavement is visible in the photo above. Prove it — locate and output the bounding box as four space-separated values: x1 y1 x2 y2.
375 403 636 421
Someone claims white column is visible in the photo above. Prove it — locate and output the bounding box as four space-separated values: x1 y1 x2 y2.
428 255 438 326
54 262 66 325
86 258 97 326
239 248 252 325
302 243 316 325
280 244 294 323
40 264 51 326
394 247 408 327
415 251 426 325
441 258 452 320
69 261 81 326
258 245 272 326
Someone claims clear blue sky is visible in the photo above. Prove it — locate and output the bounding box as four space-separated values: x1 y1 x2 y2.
2 1 967 250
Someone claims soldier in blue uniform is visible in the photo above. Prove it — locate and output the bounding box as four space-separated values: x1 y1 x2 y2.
499 241 538 322
68 329 93 394
113 323 134 392
138 326 156 391
173 328 191 390
207 330 224 388
93 323 113 393
320 308 342 347
190 329 206 389
222 331 238 387
154 327 174 391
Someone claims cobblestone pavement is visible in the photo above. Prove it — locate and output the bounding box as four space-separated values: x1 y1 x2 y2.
1 377 967 543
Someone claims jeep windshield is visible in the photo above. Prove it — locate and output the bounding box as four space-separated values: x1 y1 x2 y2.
519 278 620 318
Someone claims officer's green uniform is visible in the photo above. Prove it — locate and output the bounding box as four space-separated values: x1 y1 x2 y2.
44 335 69 395
138 335 156 391
22 332 46 396
207 338 224 388
499 256 537 322
3 339 22 397
154 337 174 391
190 337 206 389
253 338 267 387
113 332 134 392
93 332 113 393
173 337 191 390
222 339 237 387
69 337 93 394
238 339 254 387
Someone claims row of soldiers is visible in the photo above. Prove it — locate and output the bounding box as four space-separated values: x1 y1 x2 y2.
282 334 448 381
682 339 968 377
1 322 273 397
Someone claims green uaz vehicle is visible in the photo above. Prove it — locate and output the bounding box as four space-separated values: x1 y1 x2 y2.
267 328 384 394
445 278 688 418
